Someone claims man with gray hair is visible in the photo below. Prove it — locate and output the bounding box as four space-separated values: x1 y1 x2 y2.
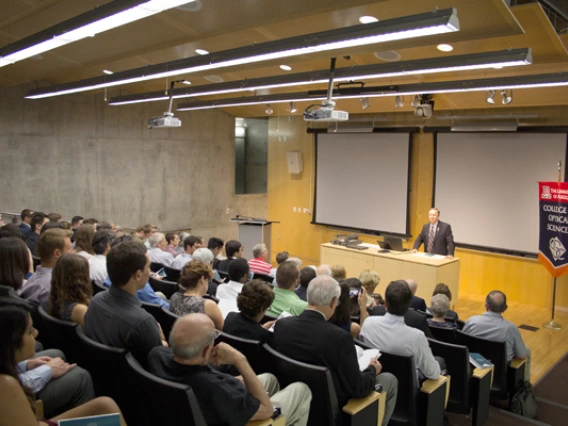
273 276 398 425
407 279 427 312
316 264 331 276
148 313 312 425
193 247 221 296
248 243 274 276
147 232 174 267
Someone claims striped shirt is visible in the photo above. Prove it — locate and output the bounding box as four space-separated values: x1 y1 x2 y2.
248 257 273 275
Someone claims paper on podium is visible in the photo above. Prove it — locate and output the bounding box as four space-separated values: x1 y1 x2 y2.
412 252 445 259
360 243 382 249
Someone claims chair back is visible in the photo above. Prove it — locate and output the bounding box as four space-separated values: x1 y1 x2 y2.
150 262 164 273
428 324 458 344
140 303 179 341
456 330 508 399
262 344 339 426
148 276 178 298
253 272 274 284
216 331 269 374
125 353 207 426
164 266 181 282
91 279 107 295
428 338 470 414
456 319 465 330
37 306 79 363
29 303 53 349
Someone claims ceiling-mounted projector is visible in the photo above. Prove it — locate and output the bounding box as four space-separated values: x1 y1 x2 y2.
303 100 349 122
148 112 181 129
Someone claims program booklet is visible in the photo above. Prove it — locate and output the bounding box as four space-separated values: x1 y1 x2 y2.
59 413 121 426
469 352 493 369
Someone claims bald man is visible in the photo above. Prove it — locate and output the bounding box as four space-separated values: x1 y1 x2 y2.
148 314 312 425
407 279 427 312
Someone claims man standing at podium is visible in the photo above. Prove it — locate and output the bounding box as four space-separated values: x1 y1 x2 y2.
412 208 455 258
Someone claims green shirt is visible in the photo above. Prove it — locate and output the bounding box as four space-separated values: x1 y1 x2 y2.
267 287 308 317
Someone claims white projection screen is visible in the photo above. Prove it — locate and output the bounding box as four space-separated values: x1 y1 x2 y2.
314 132 410 235
435 132 567 254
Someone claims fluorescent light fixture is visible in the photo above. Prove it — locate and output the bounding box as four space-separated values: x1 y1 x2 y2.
26 8 460 99
195 49 209 55
109 48 532 106
451 121 518 132
175 71 568 111
103 69 114 75
0 0 197 68
359 16 379 24
437 43 453 52
280 65 292 71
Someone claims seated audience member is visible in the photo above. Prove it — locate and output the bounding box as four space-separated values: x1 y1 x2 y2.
248 243 273 276
216 258 250 300
208 237 225 269
165 233 180 258
331 264 346 281
49 254 91 328
224 280 275 344
316 264 331 276
361 280 442 382
20 229 73 309
295 267 316 302
287 257 303 268
170 261 224 330
41 222 64 233
0 304 127 425
48 213 62 223
84 240 167 365
172 235 203 270
82 218 98 226
427 283 459 321
96 220 114 233
408 278 427 312
71 215 83 234
147 232 175 267
0 224 25 240
74 224 95 260
89 230 115 285
25 212 48 255
464 290 531 381
177 232 191 255
359 269 384 308
217 240 244 272
273 276 397 425
19 209 33 238
149 313 311 426
427 295 457 329
269 251 289 276
0 237 31 291
133 224 151 244
328 283 369 338
60 221 72 230
266 261 307 317
192 248 221 296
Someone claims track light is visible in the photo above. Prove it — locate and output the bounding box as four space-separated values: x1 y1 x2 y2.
501 90 513 105
265 105 274 115
360 97 370 110
289 102 297 113
395 96 404 108
411 94 421 107
486 90 496 104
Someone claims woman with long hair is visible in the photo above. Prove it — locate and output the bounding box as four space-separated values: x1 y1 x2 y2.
328 282 368 339
49 254 92 327
0 237 31 291
74 225 95 260
0 304 127 426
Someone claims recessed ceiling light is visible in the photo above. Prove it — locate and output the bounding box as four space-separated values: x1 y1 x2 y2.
103 69 113 75
359 16 379 24
204 75 224 83
373 50 402 62
280 65 292 71
437 44 454 52
195 49 209 55
181 80 191 85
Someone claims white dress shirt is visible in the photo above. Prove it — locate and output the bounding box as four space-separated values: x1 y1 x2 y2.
216 280 244 301
148 247 174 267
172 253 193 270
89 254 108 285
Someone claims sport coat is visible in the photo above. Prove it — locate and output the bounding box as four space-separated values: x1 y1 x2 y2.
370 306 434 339
413 221 455 256
18 223 32 237
410 295 427 313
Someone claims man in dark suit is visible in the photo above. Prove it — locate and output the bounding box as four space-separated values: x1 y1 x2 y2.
18 209 33 237
273 275 398 426
412 208 455 258
407 278 427 312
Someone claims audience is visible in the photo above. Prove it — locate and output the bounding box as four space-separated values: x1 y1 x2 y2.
316 264 331 276
164 233 180 258
170 260 224 330
192 248 221 296
216 258 250 300
295 267 316 302
273 275 397 425
147 232 175 267
25 212 48 255
361 280 443 383
266 261 307 317
85 240 167 365
71 215 83 235
20 229 73 309
48 213 62 223
172 235 203 270
359 269 384 307
427 294 457 329
133 224 151 244
248 243 273 276
207 237 225 269
74 224 95 260
49 254 92 328
96 220 115 233
177 232 191 255
331 264 346 281
464 290 531 381
19 209 33 237
0 237 31 292
148 313 311 426
41 222 65 233
328 283 368 338
0 224 25 240
224 280 275 344
217 240 244 272
408 279 427 312
89 230 115 285
428 283 459 321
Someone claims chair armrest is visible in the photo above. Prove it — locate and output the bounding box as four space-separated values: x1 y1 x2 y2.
473 366 494 389
247 415 286 426
35 400 44 420
343 391 384 426
421 375 451 408
509 358 527 369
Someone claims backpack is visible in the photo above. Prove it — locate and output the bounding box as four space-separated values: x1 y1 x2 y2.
510 381 538 418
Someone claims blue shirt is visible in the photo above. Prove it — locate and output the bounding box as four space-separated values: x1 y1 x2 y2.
103 278 169 309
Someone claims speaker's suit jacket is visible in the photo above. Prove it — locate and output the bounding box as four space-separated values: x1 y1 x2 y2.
413 221 455 256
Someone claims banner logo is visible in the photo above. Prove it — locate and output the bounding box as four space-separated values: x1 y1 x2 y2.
542 186 552 199
549 237 566 261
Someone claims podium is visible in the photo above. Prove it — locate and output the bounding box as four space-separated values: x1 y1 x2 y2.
230 217 277 260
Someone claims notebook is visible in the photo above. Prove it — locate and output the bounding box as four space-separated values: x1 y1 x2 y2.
59 413 121 426
469 352 493 369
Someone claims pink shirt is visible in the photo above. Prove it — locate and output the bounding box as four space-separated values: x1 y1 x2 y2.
248 257 273 275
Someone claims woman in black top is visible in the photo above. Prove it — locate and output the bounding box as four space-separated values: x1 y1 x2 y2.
223 279 275 344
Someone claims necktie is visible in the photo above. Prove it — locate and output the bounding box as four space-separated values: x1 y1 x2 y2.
427 225 435 253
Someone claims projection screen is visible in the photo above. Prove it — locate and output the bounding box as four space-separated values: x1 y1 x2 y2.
314 133 410 236
435 132 567 254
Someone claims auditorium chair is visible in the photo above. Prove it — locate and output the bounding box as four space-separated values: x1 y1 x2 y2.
455 330 525 407
148 275 178 298
253 272 274 284
428 339 492 426
164 265 181 282
140 302 179 340
125 353 285 426
262 344 385 426
91 279 107 295
150 262 164 273
37 306 80 363
30 302 53 349
355 340 450 426
216 331 270 374
428 324 458 344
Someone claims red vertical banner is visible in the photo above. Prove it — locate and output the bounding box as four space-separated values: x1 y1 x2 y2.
538 182 568 277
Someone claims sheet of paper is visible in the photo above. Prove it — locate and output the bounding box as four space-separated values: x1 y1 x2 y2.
359 243 381 249
357 348 381 372
412 252 445 259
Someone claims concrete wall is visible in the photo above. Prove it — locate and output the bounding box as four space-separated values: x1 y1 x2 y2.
0 84 267 240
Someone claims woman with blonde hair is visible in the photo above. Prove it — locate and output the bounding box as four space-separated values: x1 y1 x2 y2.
358 269 384 308
331 264 346 281
74 224 95 260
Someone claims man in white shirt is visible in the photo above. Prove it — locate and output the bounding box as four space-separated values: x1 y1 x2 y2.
89 230 115 285
216 258 250 300
361 280 443 382
172 235 203 270
148 232 175 267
